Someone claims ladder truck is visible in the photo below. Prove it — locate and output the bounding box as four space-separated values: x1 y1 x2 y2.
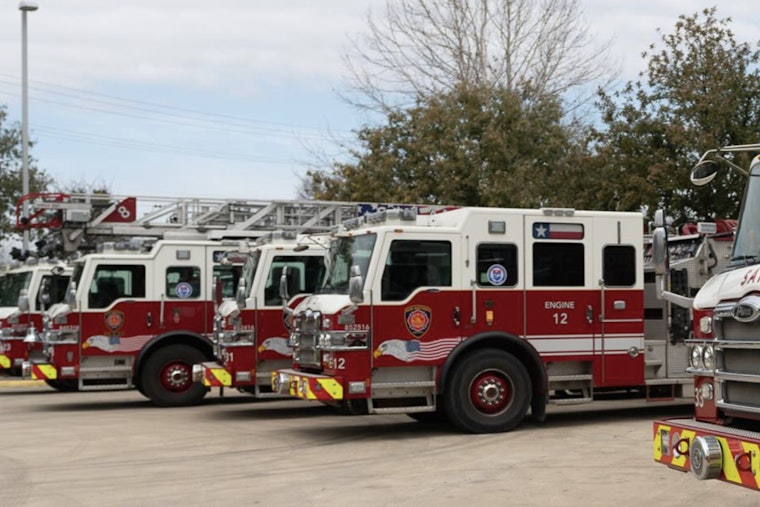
653 144 760 491
272 206 732 433
17 192 363 405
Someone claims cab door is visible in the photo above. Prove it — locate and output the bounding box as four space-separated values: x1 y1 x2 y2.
596 219 644 386
370 233 463 369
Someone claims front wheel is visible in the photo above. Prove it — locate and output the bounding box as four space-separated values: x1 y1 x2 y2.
141 345 208 407
443 349 531 433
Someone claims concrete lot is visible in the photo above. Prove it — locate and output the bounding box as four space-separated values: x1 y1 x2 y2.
0 379 757 507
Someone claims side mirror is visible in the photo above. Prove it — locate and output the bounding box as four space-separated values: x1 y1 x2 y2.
652 228 669 276
65 281 78 310
279 266 290 303
690 160 719 187
18 289 30 313
38 278 50 308
235 278 247 310
348 265 364 304
653 209 665 228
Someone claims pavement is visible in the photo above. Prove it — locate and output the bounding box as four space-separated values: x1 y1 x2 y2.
0 371 44 387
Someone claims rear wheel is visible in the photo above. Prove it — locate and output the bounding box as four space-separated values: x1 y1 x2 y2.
44 379 79 392
443 349 530 433
141 345 208 407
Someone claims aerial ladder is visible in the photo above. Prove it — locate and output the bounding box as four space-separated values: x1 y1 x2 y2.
16 192 372 257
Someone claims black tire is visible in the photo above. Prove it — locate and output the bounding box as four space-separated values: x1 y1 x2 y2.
141 345 209 407
443 349 531 433
45 379 79 392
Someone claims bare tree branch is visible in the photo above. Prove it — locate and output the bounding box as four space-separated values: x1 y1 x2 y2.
340 0 616 116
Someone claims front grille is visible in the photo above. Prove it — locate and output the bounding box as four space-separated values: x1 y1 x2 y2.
293 310 321 368
722 348 760 375
714 302 760 416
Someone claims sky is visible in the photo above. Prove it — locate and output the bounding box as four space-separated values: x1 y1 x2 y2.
0 1 757 205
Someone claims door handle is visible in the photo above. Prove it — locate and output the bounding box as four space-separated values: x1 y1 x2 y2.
453 306 460 327
586 305 593 324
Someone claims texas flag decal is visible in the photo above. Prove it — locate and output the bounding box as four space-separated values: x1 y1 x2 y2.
532 222 584 240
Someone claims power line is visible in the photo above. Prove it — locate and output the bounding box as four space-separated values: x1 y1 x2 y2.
0 73 355 138
33 125 295 164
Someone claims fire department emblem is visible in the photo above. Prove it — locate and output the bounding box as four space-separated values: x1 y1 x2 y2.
487 264 507 286
405 305 432 338
105 311 124 332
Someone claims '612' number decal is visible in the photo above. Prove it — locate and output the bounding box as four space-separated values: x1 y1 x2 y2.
325 356 346 370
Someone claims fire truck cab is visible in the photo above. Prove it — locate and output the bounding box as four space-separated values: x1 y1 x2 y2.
0 260 71 378
274 206 653 433
653 144 760 491
192 233 328 396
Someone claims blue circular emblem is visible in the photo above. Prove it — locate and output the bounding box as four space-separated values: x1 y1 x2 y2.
175 282 193 298
486 264 507 286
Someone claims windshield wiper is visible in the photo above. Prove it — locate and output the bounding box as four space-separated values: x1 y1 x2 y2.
730 254 760 265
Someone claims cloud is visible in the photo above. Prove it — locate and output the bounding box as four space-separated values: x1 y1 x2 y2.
0 1 372 94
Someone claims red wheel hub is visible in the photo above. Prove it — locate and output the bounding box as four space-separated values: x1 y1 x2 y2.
469 371 510 414
160 361 192 393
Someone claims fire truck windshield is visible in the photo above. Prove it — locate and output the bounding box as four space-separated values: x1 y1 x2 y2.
241 251 261 298
731 162 760 266
319 234 376 294
0 271 32 307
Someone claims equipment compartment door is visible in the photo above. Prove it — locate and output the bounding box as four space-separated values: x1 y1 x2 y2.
523 215 598 379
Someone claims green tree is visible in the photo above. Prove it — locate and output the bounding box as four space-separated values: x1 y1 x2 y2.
306 84 589 208
593 7 760 223
0 104 52 242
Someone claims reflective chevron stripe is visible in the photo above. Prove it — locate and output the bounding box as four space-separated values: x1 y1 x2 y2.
202 366 232 387
31 364 57 380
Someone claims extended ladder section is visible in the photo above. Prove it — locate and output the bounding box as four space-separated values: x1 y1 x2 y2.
17 192 364 256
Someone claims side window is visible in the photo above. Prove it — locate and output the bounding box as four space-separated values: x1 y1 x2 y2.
42 275 71 305
532 243 584 287
213 265 242 299
265 256 326 306
381 240 452 301
603 245 636 286
89 265 146 308
477 243 518 287
166 266 201 299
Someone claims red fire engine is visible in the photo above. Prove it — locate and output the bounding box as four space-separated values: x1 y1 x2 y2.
0 260 71 381
192 233 328 395
653 143 760 491
273 206 731 433
193 206 453 397
17 193 361 405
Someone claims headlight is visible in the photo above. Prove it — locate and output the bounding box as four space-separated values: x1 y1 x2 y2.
690 345 704 369
699 316 712 335
702 345 715 370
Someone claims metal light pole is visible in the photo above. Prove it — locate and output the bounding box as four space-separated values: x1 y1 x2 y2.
19 0 38 255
